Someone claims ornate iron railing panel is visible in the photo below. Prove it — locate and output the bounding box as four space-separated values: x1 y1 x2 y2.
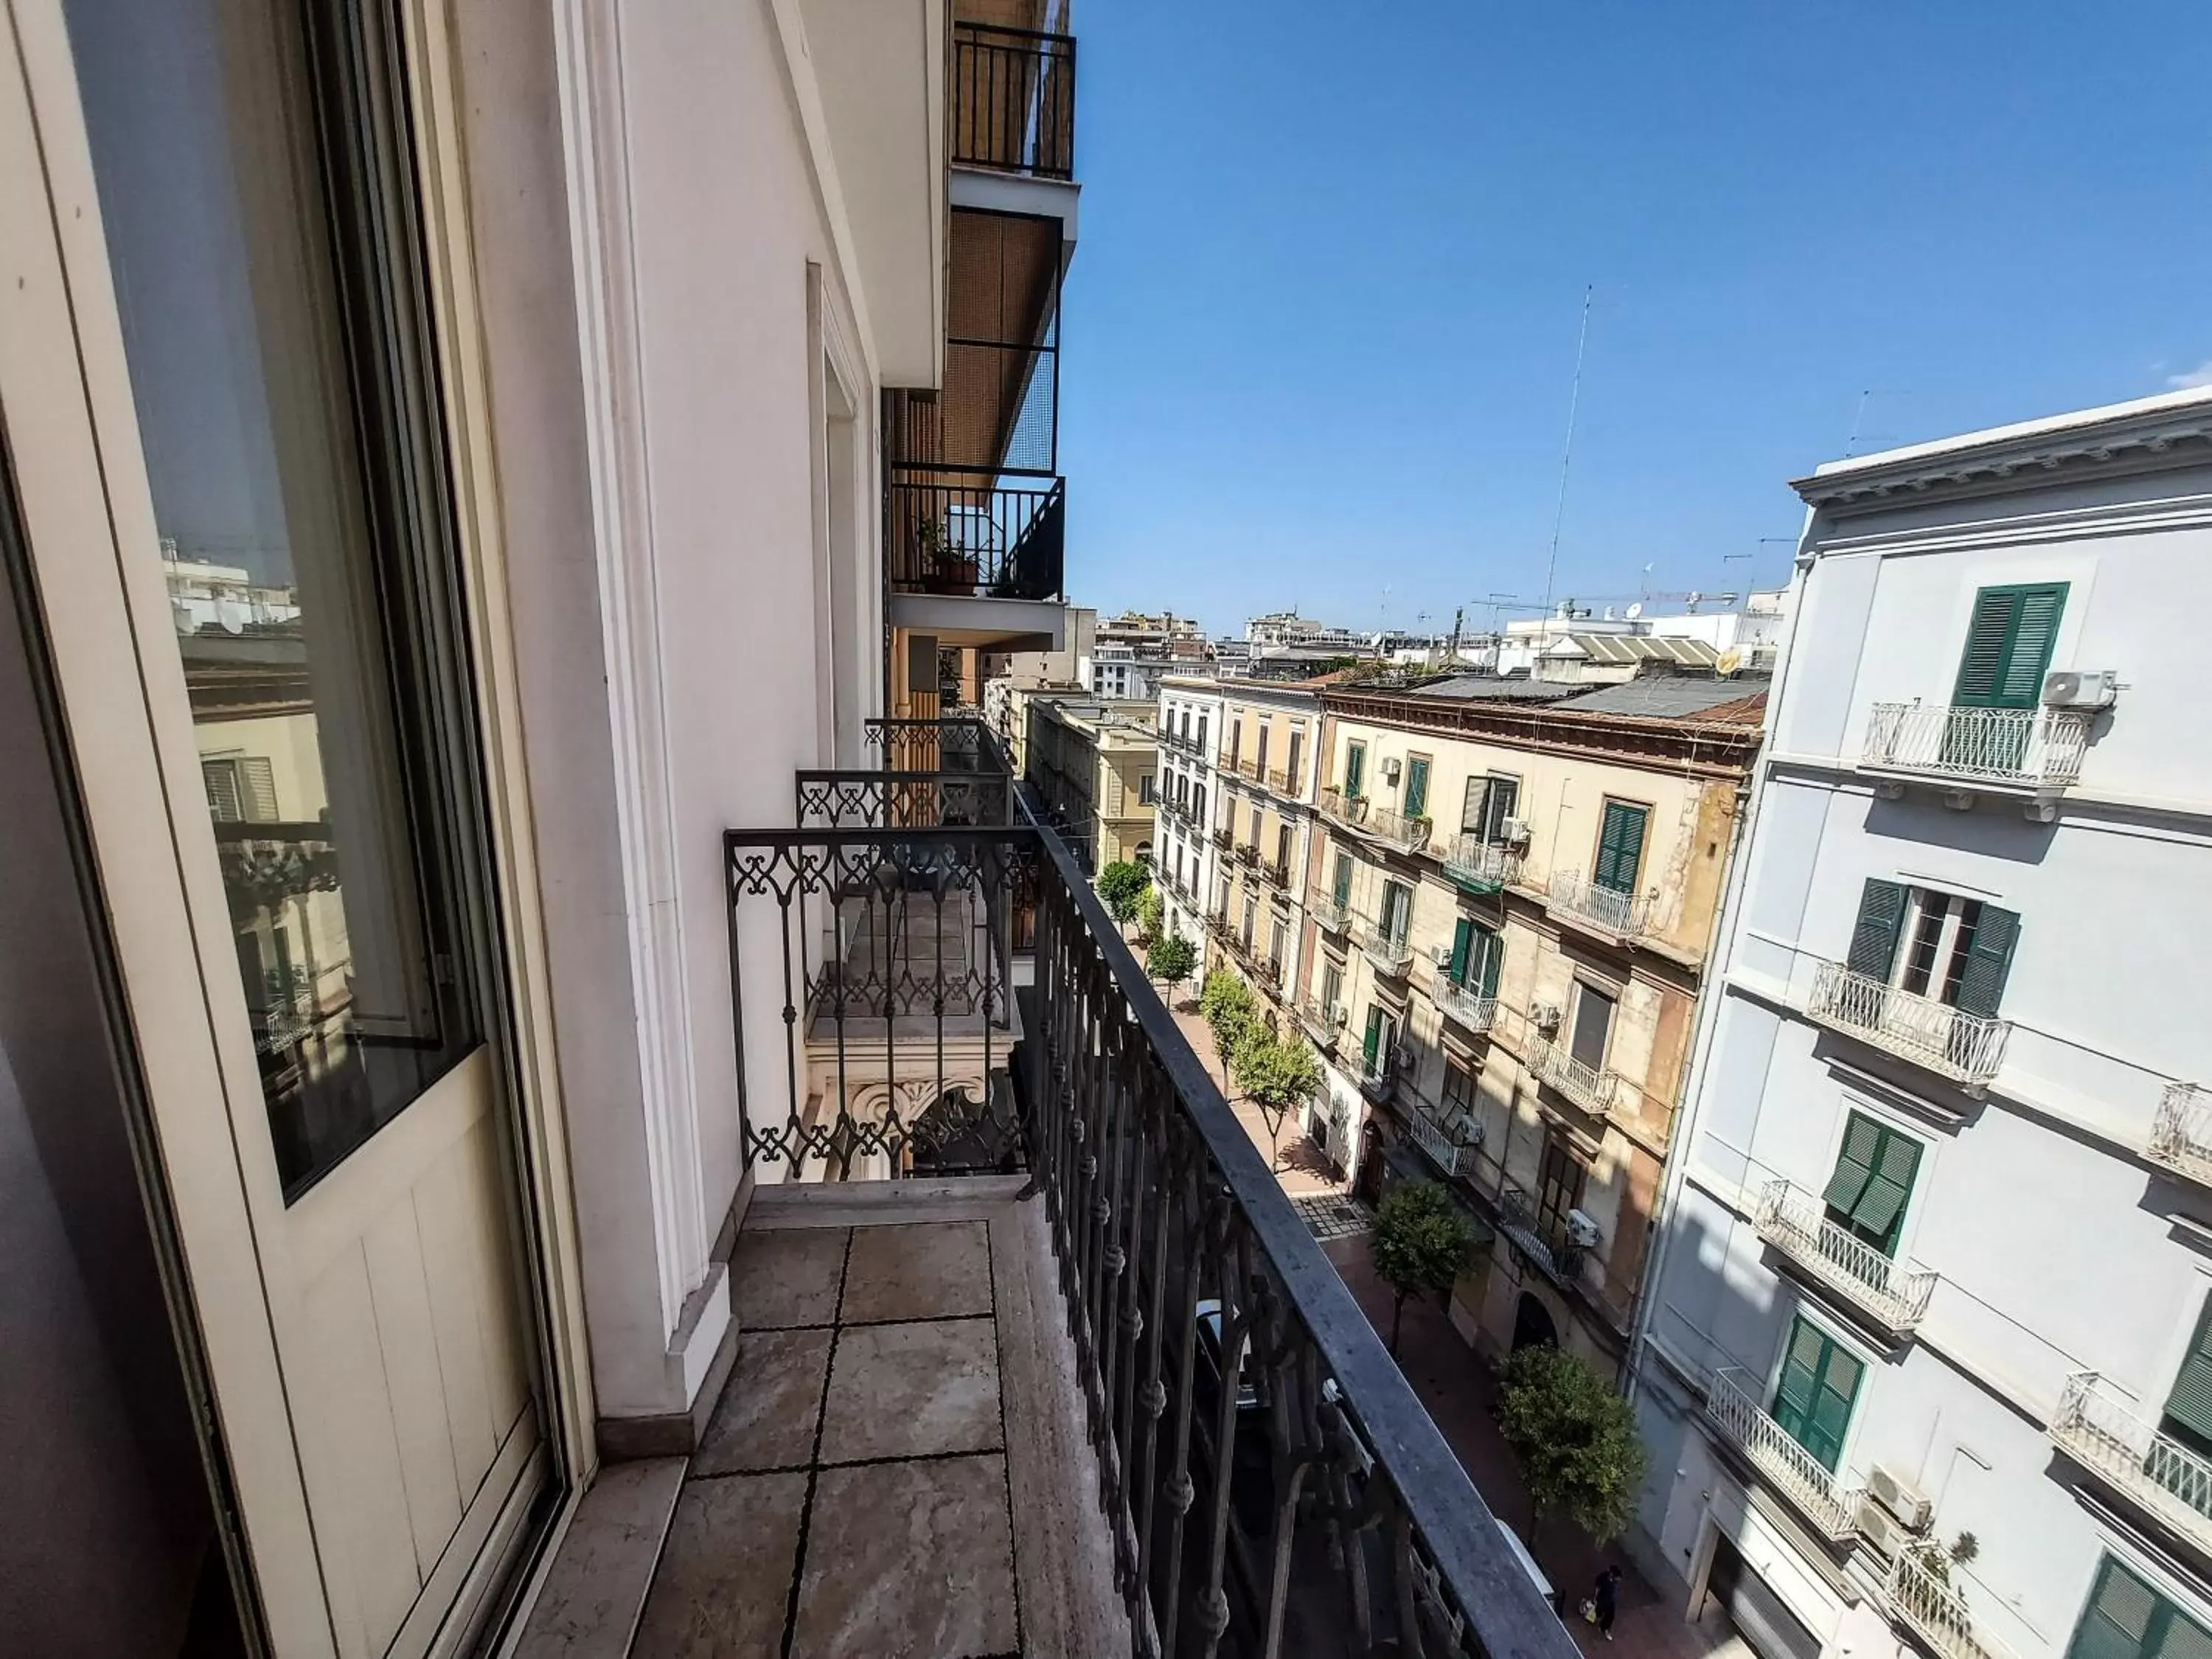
1703 1369 1862 1541
1862 701 2090 791
863 716 1009 774
796 768 1014 829
1806 959 2009 1084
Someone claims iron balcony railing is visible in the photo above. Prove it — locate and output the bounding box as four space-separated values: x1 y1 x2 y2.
1885 1548 2018 1659
796 768 1013 830
1807 959 2011 1085
1318 786 1363 829
1357 917 1414 978
1704 1368 1863 1541
887 473 1065 600
2148 1082 2212 1186
1497 1183 1582 1287
2049 1371 2212 1551
1296 998 1347 1051
1402 1097 1481 1180
1530 1039 1623 1118
1432 978 1497 1034
1265 763 1300 797
1755 1178 1937 1333
1234 841 1259 868
1217 748 1239 772
1310 894 1352 934
950 21 1074 180
1441 835 1520 894
1357 1046 1402 1104
864 715 1011 775
1234 755 1262 782
1210 824 1234 852
1546 871 1652 940
1863 702 2093 792
1322 788 1430 853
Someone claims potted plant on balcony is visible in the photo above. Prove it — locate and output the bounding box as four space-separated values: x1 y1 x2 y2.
914 515 978 594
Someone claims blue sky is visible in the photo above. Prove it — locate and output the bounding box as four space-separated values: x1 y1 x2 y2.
1056 0 2212 637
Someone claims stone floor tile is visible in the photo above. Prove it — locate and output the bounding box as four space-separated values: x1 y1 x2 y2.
732 1227 849 1329
630 1472 807 1658
839 1220 993 1324
693 1328 832 1477
789 1453 1018 1659
817 1318 1003 1464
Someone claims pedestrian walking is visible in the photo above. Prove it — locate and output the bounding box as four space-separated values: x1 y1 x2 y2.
1592 1565 1622 1639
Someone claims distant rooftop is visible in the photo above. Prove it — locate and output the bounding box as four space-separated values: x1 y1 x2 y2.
1554 675 1770 722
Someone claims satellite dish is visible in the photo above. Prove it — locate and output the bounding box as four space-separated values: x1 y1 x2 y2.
1716 647 1744 678
1624 602 1644 619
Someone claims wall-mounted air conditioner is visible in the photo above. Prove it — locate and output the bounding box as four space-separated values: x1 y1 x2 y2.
1499 817 1531 846
1530 1001 1563 1033
1430 943 1458 969
1866 1464 1933 1531
1565 1209 1601 1248
1854 1498 1913 1559
1382 757 1403 785
2042 669 2118 710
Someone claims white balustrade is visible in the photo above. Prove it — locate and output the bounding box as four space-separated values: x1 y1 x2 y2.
2148 1082 2212 1186
1703 1368 1862 1540
2049 1371 2212 1551
1547 871 1652 939
1755 1179 1936 1332
1862 702 2091 790
1807 959 2009 1084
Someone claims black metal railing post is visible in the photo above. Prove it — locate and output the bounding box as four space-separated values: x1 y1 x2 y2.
950 21 1076 179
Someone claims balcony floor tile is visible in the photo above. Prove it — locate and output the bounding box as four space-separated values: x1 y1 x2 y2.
692 1328 832 1477
633 1470 808 1656
731 1227 850 1329
841 1220 993 1323
819 1318 1004 1464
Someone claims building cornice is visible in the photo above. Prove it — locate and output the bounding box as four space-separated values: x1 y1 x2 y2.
1319 686 1762 779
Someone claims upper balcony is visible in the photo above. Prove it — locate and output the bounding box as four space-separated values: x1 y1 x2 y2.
1545 870 1657 948
1441 834 1520 896
713 721 1571 1659
1433 975 1498 1034
1318 788 1429 854
1496 1183 1584 1290
1529 1038 1626 1121
1703 1368 1863 1543
1310 892 1352 936
1265 762 1302 799
950 19 1075 181
1754 1178 1936 1336
1806 959 2010 1088
1860 702 2093 810
2049 1371 2212 1559
1883 1546 2020 1659
1400 1092 1481 1181
2147 1082 2212 1187
1357 915 1413 979
1296 995 1347 1053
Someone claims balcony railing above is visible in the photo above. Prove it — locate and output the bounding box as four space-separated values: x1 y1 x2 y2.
1885 1548 2019 1659
1497 1183 1582 1287
2149 1082 2212 1186
796 768 1014 830
1704 1368 1863 1541
950 21 1075 180
1297 997 1347 1051
1531 1039 1624 1119
1862 702 2092 793
1755 1179 1936 1334
1433 977 1497 1034
1442 834 1520 894
1807 959 2010 1086
1234 755 1262 782
1357 1047 1403 1104
1402 1098 1481 1180
1310 894 1352 934
887 474 1064 601
2050 1371 2212 1554
1211 824 1234 851
863 716 1010 775
1358 919 1413 978
1547 871 1653 941
1265 763 1300 797
1234 841 1259 867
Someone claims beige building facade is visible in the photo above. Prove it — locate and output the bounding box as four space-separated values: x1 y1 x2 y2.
1023 696 1158 874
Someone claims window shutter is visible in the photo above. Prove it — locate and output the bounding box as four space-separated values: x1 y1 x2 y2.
1851 1129 1923 1256
1332 853 1352 906
1998 585 2067 706
1346 744 1365 796
1771 1318 1826 1443
1846 879 1907 980
2163 1296 2212 1450
1405 757 1430 818
1461 776 1486 834
2069 1559 2164 1659
1448 917 1472 985
1596 802 1646 892
1807 1342 1863 1471
1363 1006 1382 1069
1952 904 2019 1018
1821 1112 1882 1215
1952 587 2019 707
1477 926 1503 999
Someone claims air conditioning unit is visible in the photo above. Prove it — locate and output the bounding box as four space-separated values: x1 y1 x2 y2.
1530 1001 1563 1033
1499 817 1531 846
1854 1497 1915 1559
1382 757 1403 785
1867 1464 1933 1531
2042 669 2119 710
1329 1006 1349 1029
1391 1042 1417 1071
1430 943 1458 970
1564 1209 1601 1248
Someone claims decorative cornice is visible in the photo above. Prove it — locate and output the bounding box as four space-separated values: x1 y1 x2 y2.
1318 686 1763 779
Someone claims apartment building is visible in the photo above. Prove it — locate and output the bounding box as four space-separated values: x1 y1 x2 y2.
1154 675 1227 957
1305 674 1764 1372
1023 695 1158 874
1631 389 2212 1659
1203 679 1328 1016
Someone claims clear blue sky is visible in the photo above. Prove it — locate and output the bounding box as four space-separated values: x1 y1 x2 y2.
1057 0 2212 638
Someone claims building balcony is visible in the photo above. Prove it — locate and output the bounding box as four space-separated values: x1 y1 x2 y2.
1318 790 1427 852
1211 824 1234 852
886 474 1064 602
2049 1371 2212 1557
1357 919 1413 978
1432 977 1497 1034
1496 1183 1583 1288
1885 1547 2019 1659
1265 763 1301 798
2148 1082 2212 1186
1529 1039 1624 1119
1860 702 2093 799
1441 834 1520 895
1545 871 1654 944
1806 959 2011 1087
1234 755 1262 783
950 20 1075 181
1234 841 1259 868
1310 894 1352 935
1357 1047 1402 1105
1401 1096 1481 1180
1296 998 1348 1052
1754 1179 1937 1335
1703 1368 1863 1542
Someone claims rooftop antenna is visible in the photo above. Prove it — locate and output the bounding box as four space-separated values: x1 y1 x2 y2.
1541 285 1594 618
1844 389 1910 458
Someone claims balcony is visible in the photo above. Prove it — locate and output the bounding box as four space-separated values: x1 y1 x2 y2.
1754 1179 1936 1335
1545 871 1653 944
1433 977 1498 1034
1297 998 1347 1052
1703 1369 1863 1542
1357 1047 1402 1105
1358 919 1413 978
1530 1039 1624 1119
1402 1096 1481 1180
886 474 1064 602
1211 824 1234 852
1885 1547 2019 1659
1861 702 2092 798
1441 834 1520 895
2049 1371 2212 1556
1234 755 1263 783
713 723 1571 1658
1318 789 1427 852
1806 959 2011 1087
950 21 1075 181
2148 1082 2212 1186
1234 841 1259 868
1266 763 1301 798
1310 894 1352 935
1496 1183 1582 1287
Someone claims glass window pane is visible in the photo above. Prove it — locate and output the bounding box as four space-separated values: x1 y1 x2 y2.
71 0 486 1197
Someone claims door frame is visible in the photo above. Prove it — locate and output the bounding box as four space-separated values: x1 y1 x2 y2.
0 0 594 1650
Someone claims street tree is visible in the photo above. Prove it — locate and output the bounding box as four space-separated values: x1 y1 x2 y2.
1233 1029 1324 1164
1368 1180 1475 1357
1147 932 1197 1001
1495 1343 1649 1554
1199 969 1257 1088
1096 860 1151 928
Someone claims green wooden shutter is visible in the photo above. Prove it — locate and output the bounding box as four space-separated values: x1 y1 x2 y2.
1405 757 1430 818
1846 879 1907 980
1808 1341 1863 1470
1476 925 1502 999
1770 1318 1826 1450
1852 1130 1922 1255
1448 917 1473 985
1952 904 2018 1018
1953 588 2017 706
1346 742 1366 797
1363 1006 1382 1070
1954 583 2069 709
2066 1557 2211 1659
1332 852 1352 907
1821 1113 1882 1215
2163 1295 2212 1452
1595 801 1647 892
1771 1318 1860 1472
2000 586 2067 705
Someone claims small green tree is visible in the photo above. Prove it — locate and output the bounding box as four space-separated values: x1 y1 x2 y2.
1199 969 1257 1088
1368 1181 1475 1357
1148 932 1197 1000
1096 860 1151 927
1234 1029 1324 1164
1137 886 1165 945
1495 1344 1649 1554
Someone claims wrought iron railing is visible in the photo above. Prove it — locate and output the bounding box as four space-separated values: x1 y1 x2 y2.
950 21 1075 180
1703 1368 1862 1540
1357 1046 1402 1104
2049 1371 2212 1547
1441 835 1519 894
1546 871 1652 939
1296 998 1347 1050
1530 1040 1622 1118
796 768 1014 829
886 474 1064 600
1211 824 1234 852
1366 804 1433 853
2148 1082 2212 1185
1234 755 1262 782
1318 787 1366 830
1807 959 2010 1084
1862 702 2092 791
1310 894 1352 934
864 716 1010 774
1754 1179 1936 1332
1358 918 1414 978
1265 764 1300 797
1885 1548 2017 1659
1496 1183 1582 1286
1234 841 1259 868
1402 1097 1481 1180
1432 978 1497 1034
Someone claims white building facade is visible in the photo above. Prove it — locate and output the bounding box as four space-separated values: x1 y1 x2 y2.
1155 676 1226 969
1632 390 2212 1659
